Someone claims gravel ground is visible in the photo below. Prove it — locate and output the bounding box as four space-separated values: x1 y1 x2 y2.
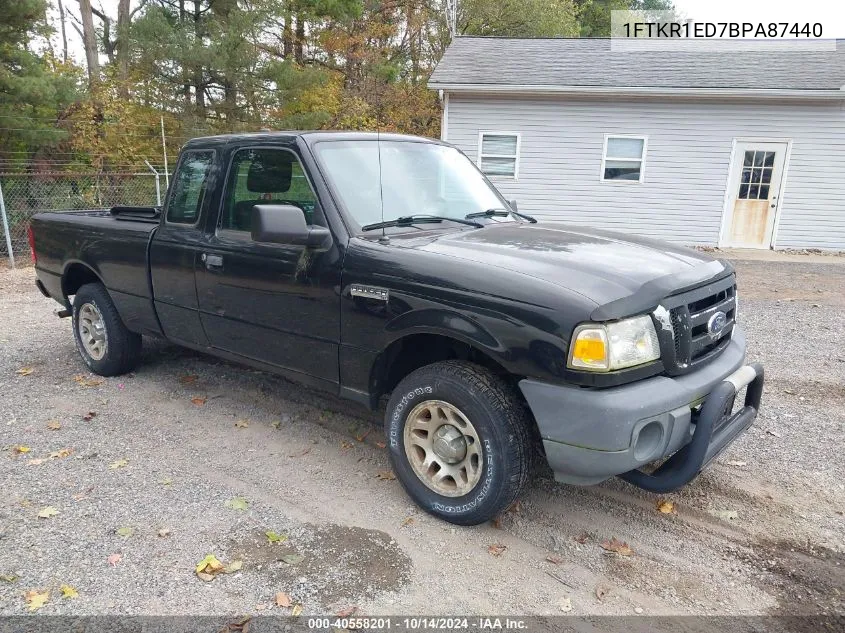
0 258 843 618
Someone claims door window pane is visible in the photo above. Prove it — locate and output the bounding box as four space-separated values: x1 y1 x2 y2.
738 150 777 200
220 149 317 232
165 151 214 224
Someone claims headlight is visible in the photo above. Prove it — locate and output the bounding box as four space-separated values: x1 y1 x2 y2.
568 315 660 372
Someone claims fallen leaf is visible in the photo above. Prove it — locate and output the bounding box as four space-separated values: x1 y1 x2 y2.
726 459 747 467
558 596 572 613
196 554 225 575
376 470 396 481
12 445 30 455
279 554 304 565
37 506 59 519
266 531 288 544
595 584 610 602
600 537 634 556
546 554 564 565
0 574 18 583
340 440 353 451
488 543 507 557
27 458 47 466
196 572 215 582
159 477 173 486
291 604 303 617
107 553 122 566
574 532 590 544
352 425 371 442
116 527 133 538
191 397 206 406
375 441 386 449
400 517 415 528
234 419 249 428
16 367 34 376
83 411 97 421
783 388 795 394
47 421 62 431
73 374 103 387
275 592 292 608
288 447 311 457
109 459 129 469
713 509 739 521
179 374 198 385
224 497 249 511
766 428 782 438
24 589 49 611
657 500 676 514
60 584 79 599
50 448 73 459
337 606 358 617
158 528 171 538
224 560 243 573
271 420 281 429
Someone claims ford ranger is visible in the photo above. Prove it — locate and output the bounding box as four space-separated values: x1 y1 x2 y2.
29 132 763 525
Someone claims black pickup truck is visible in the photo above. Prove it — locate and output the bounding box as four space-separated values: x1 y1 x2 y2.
30 131 763 525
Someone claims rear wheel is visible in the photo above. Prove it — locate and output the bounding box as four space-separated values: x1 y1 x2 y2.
72 283 142 376
385 361 534 526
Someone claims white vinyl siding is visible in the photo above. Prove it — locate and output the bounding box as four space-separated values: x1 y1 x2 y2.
446 94 845 249
478 132 520 178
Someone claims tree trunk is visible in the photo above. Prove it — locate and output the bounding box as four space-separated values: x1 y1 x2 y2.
283 6 293 59
193 1 206 118
294 14 304 64
116 0 131 96
78 0 100 87
57 0 68 62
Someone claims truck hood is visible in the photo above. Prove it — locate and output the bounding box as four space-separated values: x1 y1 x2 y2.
398 222 733 319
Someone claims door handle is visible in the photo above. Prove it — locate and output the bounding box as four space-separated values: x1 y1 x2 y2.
202 253 224 270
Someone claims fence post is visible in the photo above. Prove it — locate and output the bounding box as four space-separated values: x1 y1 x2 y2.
0 179 15 269
145 160 161 206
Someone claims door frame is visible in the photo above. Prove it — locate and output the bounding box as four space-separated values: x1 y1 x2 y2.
718 137 793 249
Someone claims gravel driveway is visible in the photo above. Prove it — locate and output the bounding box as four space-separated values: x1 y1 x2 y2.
1 257 843 618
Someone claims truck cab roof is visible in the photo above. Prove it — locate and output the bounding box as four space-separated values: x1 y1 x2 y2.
182 130 443 150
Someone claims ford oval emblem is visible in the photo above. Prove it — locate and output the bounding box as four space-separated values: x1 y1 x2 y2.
707 311 728 337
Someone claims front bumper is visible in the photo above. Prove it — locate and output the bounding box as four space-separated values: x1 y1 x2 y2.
519 327 764 490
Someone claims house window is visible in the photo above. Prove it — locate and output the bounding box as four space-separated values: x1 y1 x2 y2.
602 136 647 182
478 132 520 178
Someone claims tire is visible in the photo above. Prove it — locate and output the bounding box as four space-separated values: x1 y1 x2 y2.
385 361 535 526
71 282 142 376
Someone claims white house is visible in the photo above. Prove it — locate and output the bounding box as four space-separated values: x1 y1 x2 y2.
429 38 845 250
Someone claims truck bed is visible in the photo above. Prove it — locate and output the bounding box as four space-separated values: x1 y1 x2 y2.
30 209 162 337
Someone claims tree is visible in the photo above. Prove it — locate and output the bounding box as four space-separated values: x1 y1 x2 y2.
576 0 675 37
0 0 78 163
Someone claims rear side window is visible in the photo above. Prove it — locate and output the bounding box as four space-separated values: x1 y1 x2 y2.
165 151 214 224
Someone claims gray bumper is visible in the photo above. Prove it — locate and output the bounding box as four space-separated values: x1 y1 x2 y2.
519 327 758 485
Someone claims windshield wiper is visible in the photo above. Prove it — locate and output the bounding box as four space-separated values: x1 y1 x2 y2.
465 208 537 223
361 215 483 232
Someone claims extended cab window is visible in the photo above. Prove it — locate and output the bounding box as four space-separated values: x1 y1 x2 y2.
220 148 318 232
165 150 214 223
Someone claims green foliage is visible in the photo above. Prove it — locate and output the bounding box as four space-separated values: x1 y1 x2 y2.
459 0 580 37
0 0 79 163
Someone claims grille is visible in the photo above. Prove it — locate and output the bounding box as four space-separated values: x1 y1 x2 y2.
663 276 736 375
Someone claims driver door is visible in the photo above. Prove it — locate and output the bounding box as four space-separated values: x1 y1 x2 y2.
194 145 342 388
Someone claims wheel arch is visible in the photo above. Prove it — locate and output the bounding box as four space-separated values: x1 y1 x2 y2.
62 260 104 302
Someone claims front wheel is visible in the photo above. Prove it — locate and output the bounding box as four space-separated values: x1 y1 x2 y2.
72 282 142 376
385 361 535 526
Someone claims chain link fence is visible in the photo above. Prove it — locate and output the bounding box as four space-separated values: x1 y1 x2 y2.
0 171 164 267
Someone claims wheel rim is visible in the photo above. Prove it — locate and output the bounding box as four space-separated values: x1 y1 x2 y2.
403 400 483 497
77 302 107 361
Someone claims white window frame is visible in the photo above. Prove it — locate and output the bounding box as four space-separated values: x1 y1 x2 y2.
477 131 521 179
600 134 648 183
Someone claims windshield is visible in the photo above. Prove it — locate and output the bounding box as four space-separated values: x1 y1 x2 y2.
313 140 507 229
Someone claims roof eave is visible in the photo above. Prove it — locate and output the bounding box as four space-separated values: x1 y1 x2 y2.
427 83 845 100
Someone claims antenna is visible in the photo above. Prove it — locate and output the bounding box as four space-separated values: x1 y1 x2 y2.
376 76 388 244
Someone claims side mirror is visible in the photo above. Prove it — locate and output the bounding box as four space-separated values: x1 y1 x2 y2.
509 199 518 212
250 204 331 249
